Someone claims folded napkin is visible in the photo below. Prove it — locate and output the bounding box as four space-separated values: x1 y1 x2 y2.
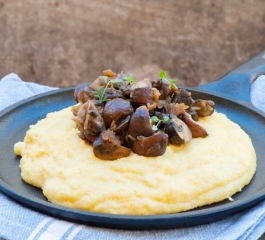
250 75 265 112
1 73 265 240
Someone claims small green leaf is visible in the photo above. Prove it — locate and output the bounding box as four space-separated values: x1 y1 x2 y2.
112 79 123 84
159 70 167 79
151 116 159 123
162 116 170 123
123 73 136 84
163 77 177 88
95 86 108 103
97 86 105 98
170 79 177 87
123 74 130 80
100 97 108 103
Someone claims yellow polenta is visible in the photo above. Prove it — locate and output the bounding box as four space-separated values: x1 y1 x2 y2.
14 107 256 215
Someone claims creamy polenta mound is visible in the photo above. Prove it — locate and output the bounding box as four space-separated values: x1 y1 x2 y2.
14 107 256 215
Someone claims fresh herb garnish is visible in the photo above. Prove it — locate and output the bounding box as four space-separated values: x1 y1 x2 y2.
111 78 124 88
95 72 135 103
94 85 108 103
151 115 170 131
159 70 177 88
159 70 167 79
123 73 136 84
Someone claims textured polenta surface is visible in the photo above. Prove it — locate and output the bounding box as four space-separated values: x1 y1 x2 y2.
14 107 256 215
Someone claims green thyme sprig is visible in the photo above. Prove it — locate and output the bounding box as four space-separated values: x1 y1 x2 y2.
151 115 170 131
95 73 135 103
95 78 123 103
159 70 177 88
123 73 136 84
94 85 108 103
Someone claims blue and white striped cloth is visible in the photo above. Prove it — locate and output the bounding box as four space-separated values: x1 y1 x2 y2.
1 73 265 240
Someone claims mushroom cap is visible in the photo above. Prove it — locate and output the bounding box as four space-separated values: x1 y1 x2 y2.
128 105 153 139
102 98 134 128
93 130 131 160
131 133 168 156
132 87 152 106
89 76 107 91
131 79 153 106
74 82 92 103
164 115 192 145
175 89 195 108
104 88 124 100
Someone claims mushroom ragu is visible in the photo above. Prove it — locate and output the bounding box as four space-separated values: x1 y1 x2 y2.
71 69 215 160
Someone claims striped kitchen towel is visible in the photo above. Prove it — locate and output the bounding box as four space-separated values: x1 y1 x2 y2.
1 73 265 240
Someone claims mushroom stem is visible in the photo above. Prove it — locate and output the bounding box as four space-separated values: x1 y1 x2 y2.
181 112 208 138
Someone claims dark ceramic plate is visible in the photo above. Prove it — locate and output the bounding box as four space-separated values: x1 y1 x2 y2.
1 51 265 230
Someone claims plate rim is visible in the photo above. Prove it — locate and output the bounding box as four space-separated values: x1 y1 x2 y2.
0 87 265 229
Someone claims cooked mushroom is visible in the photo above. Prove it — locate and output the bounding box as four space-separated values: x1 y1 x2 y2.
131 79 152 106
120 84 132 99
195 99 215 117
91 99 104 114
180 112 208 138
110 115 131 134
151 78 162 89
164 103 186 117
127 106 153 139
72 70 216 160
174 89 194 108
158 79 170 100
131 133 168 156
190 111 198 121
74 82 92 103
164 115 192 145
93 130 131 160
103 87 125 100
102 98 134 128
83 87 98 101
71 104 81 116
151 78 178 100
72 100 106 142
186 107 199 121
131 79 160 107
89 76 107 91
109 115 131 144
103 69 116 78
